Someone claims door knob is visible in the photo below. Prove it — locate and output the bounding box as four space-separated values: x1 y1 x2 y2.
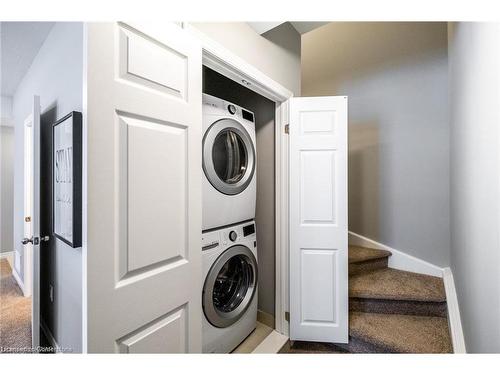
21 237 33 245
21 236 50 245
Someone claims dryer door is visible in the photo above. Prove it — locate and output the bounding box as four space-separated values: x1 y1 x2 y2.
203 119 255 195
203 245 258 328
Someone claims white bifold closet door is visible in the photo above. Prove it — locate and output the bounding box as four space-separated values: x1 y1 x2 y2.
288 96 348 343
85 22 202 352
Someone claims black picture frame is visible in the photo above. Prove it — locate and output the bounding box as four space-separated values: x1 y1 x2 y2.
52 111 82 248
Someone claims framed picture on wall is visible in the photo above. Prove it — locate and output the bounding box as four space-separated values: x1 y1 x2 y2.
53 111 82 248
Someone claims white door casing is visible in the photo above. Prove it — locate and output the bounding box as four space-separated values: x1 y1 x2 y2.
23 96 41 348
23 115 33 297
86 22 202 352
289 96 348 343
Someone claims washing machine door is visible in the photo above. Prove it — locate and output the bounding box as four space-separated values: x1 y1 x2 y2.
203 119 255 195
203 245 258 328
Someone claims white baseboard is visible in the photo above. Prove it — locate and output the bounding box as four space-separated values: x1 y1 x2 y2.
348 231 444 277
40 320 62 353
252 330 288 353
442 267 466 353
0 251 14 269
11 265 28 296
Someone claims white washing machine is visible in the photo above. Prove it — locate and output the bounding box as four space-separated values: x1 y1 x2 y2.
202 220 258 353
202 94 257 231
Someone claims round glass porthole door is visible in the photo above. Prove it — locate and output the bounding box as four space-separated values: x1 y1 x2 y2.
203 119 255 195
203 245 258 328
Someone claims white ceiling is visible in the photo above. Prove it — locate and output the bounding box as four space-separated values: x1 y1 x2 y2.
247 22 329 35
1 22 54 97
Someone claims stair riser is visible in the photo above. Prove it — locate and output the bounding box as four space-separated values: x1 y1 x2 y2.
349 258 388 276
350 298 447 317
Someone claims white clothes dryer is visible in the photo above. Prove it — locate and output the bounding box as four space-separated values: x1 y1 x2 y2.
202 94 257 231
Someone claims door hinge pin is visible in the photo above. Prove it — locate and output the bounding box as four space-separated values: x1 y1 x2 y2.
284 124 289 134
285 311 290 322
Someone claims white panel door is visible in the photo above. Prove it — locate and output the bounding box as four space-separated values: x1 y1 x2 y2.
289 96 348 343
86 22 202 352
22 96 41 348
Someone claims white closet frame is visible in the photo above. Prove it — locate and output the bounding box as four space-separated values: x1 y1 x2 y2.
184 23 293 336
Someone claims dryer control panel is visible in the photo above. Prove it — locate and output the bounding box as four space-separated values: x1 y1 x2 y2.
203 93 255 124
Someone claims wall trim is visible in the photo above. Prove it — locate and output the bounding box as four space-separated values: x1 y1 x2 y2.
40 319 62 353
348 231 444 277
184 23 294 102
252 330 289 353
442 267 466 353
11 265 27 296
0 251 14 269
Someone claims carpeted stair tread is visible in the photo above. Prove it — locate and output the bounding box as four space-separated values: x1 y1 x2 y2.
349 312 452 353
349 297 447 317
350 267 446 302
348 245 392 264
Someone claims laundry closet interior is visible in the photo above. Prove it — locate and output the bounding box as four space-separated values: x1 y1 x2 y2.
201 65 278 353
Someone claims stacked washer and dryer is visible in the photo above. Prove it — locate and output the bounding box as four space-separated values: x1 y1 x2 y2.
201 94 259 353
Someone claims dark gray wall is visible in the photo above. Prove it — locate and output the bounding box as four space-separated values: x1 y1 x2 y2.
449 22 500 353
203 66 276 317
12 22 83 352
302 22 450 267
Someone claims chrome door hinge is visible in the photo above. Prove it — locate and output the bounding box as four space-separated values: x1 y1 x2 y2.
285 311 290 322
284 124 289 134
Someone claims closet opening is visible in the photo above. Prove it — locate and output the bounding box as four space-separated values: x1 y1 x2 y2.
202 65 278 353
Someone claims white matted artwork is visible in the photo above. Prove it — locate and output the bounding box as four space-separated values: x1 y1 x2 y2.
53 111 82 248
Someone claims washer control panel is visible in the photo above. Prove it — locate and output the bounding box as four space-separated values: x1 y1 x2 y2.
202 222 256 251
202 231 220 251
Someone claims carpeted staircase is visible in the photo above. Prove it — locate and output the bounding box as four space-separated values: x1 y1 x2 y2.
285 245 453 354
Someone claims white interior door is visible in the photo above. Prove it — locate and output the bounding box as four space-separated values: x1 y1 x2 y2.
289 96 348 343
86 22 202 352
22 95 41 348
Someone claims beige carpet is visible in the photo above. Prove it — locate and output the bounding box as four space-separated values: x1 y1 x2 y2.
350 268 446 302
0 259 32 353
349 311 452 353
349 245 392 264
